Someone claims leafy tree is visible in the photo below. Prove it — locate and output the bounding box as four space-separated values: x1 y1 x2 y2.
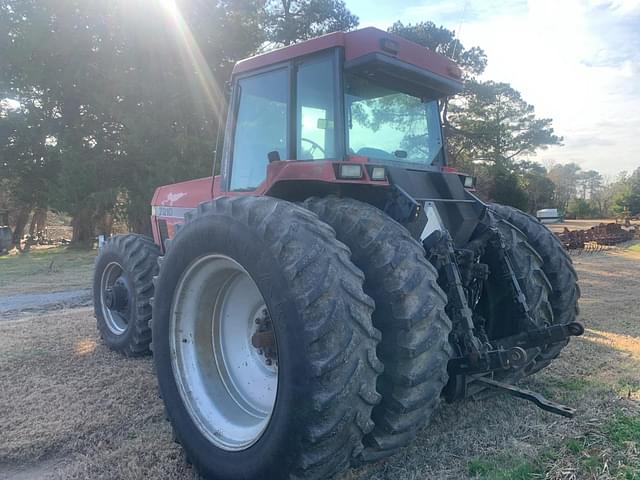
613 168 640 215
566 197 595 219
389 21 486 171
517 161 555 213
548 162 581 213
447 81 562 167
0 0 264 243
389 21 487 78
390 21 561 212
0 97 60 246
265 0 358 46
577 169 603 199
486 163 528 210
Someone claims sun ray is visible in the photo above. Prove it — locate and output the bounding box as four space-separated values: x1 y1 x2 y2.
158 0 227 123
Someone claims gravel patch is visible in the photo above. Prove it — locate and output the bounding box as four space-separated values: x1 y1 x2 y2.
0 289 92 318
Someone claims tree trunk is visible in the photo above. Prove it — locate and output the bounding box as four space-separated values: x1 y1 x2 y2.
24 208 48 250
71 206 95 247
35 208 47 235
12 206 31 250
28 213 37 237
27 208 46 235
95 211 114 237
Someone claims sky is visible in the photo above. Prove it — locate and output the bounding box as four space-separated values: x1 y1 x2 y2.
346 0 640 177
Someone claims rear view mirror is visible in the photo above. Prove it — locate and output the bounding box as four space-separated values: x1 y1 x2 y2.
267 151 281 163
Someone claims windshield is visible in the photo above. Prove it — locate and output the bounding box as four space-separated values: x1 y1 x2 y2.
345 73 443 167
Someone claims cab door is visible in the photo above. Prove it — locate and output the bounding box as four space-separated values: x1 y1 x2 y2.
220 50 342 194
226 67 290 192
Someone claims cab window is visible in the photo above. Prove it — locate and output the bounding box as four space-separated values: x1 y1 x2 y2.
296 55 336 160
230 68 288 191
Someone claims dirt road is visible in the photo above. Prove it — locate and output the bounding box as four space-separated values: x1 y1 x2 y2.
1 247 639 479
0 289 91 317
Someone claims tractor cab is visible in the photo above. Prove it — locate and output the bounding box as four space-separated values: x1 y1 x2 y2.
220 27 463 193
152 27 478 249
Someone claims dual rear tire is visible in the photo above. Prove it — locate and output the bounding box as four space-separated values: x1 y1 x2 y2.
303 196 453 462
95 196 453 479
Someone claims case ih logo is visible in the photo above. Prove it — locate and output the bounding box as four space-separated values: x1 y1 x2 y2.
163 192 187 206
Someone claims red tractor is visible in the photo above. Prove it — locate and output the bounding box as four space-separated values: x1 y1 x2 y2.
93 27 581 480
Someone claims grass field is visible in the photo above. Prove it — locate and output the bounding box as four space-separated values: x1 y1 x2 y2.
1 244 639 479
0 247 96 296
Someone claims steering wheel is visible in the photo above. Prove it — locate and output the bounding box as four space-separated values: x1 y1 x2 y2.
301 138 325 158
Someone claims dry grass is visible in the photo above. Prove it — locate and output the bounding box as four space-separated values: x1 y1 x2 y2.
0 308 189 480
1 247 639 479
0 247 96 296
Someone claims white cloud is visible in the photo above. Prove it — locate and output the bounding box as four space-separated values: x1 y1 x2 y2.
598 0 640 15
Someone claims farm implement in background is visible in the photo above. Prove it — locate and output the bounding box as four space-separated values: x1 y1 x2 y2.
556 222 636 253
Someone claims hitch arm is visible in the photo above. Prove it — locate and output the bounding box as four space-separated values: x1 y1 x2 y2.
474 376 577 418
495 321 584 351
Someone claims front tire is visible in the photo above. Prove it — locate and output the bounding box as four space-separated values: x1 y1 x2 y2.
152 196 382 480
93 234 159 356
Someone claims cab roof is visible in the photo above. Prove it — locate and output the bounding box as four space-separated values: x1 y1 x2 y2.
232 27 463 90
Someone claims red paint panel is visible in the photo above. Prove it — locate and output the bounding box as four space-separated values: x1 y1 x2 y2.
231 27 462 88
150 162 388 247
347 155 369 164
344 28 462 82
216 160 366 198
233 32 345 75
267 160 336 183
152 176 214 208
264 160 389 186
218 160 389 198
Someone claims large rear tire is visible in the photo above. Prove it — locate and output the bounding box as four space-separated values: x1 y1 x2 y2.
152 196 382 480
93 234 159 356
303 196 453 463
489 204 580 374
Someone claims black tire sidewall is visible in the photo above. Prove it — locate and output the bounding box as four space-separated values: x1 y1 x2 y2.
93 248 139 349
153 213 313 480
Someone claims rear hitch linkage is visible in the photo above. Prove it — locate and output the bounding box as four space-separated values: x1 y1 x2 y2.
473 376 577 418
423 226 585 418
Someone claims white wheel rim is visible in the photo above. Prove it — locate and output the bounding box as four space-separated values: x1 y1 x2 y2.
170 254 278 451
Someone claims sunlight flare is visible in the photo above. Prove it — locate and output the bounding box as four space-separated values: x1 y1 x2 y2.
158 0 226 122
74 338 97 356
